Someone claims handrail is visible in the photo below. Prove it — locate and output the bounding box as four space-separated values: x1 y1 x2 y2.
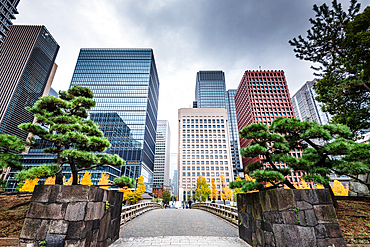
192 202 238 225
121 202 162 225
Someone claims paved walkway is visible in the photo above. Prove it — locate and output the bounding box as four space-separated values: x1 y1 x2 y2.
111 208 250 246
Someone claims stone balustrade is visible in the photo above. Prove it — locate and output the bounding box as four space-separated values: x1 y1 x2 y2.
121 202 162 225
192 202 238 225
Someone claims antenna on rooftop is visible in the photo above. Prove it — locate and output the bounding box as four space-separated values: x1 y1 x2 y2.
259 66 261 70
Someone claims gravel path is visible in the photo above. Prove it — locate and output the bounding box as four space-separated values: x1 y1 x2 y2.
119 208 239 238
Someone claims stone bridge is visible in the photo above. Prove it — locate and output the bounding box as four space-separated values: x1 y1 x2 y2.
111 208 250 247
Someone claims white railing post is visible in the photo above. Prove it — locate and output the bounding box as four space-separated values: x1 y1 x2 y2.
191 202 238 226
121 202 162 226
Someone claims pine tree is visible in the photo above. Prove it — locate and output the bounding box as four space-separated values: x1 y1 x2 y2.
18 86 125 185
0 134 26 189
289 0 370 133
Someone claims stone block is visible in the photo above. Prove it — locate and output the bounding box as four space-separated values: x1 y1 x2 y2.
316 237 346 247
45 234 65 247
20 218 42 239
273 224 316 247
255 228 265 246
260 190 271 212
281 211 298 225
292 189 304 201
268 189 278 212
65 202 87 221
109 218 120 241
314 224 328 239
252 204 262 220
277 189 296 210
263 211 282 224
57 185 91 202
48 220 69 235
297 211 306 226
323 223 343 238
261 220 273 232
92 220 100 230
66 221 92 239
64 239 86 247
98 212 111 242
31 185 51 203
85 202 105 221
27 202 47 219
264 231 276 247
49 185 62 203
36 220 50 240
313 205 338 224
316 189 333 204
303 190 319 205
27 203 64 220
296 201 312 210
252 192 260 204
304 209 318 226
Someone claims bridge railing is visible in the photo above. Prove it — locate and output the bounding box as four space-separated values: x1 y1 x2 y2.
192 202 238 225
121 202 162 225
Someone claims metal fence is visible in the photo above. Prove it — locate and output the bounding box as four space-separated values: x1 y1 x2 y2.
191 202 238 225
121 202 162 225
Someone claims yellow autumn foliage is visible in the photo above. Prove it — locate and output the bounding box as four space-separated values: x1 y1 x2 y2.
80 171 93 185
210 178 218 200
331 180 348 196
98 173 110 190
19 178 39 192
44 176 55 185
120 175 146 205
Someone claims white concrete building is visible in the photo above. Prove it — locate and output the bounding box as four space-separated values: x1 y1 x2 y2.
177 108 234 202
153 120 171 188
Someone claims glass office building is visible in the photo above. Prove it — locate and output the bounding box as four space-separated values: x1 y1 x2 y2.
226 90 243 178
0 25 59 141
193 71 242 179
0 0 20 43
69 49 160 192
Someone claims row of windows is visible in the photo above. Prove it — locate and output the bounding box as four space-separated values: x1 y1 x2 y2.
181 160 229 165
181 173 230 180
181 144 227 149
182 119 224 123
182 155 228 159
182 129 224 133
182 166 229 171
182 125 225 128
182 140 227 144
182 149 227 153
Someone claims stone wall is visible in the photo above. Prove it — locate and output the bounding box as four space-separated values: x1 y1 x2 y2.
19 185 123 247
237 188 345 247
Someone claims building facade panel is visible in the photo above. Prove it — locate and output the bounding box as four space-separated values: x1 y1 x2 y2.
153 120 171 190
0 0 20 43
0 25 59 141
177 108 233 202
69 48 159 192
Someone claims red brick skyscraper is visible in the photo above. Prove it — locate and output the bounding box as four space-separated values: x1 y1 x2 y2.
235 70 304 185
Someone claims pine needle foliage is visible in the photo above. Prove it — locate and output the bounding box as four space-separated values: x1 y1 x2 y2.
289 0 370 134
0 134 25 180
18 86 125 185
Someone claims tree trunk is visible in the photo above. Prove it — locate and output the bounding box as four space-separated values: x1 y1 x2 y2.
69 158 78 185
55 171 63 185
55 144 64 185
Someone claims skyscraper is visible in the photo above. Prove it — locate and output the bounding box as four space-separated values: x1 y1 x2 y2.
0 25 59 141
291 79 331 125
0 0 20 43
235 70 305 186
193 71 242 179
178 108 233 202
153 120 171 196
69 49 160 191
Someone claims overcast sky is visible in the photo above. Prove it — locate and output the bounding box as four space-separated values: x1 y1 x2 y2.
14 0 370 156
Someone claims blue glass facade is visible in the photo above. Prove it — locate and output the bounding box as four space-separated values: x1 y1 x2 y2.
193 71 242 179
69 49 160 192
195 71 226 108
226 90 243 178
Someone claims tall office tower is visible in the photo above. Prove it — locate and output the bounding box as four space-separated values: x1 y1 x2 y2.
291 79 331 125
226 90 243 178
0 25 59 141
0 0 20 43
178 108 233 202
153 120 171 196
195 71 226 108
235 70 306 186
172 169 177 197
194 71 243 179
70 49 160 191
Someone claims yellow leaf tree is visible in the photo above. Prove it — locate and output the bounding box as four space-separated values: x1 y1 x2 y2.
120 175 146 205
233 175 243 201
80 171 93 185
195 175 211 202
210 178 218 201
219 173 232 205
331 180 348 196
44 176 55 185
98 173 110 190
19 178 39 192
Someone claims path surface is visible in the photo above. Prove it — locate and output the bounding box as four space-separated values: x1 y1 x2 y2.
111 208 250 246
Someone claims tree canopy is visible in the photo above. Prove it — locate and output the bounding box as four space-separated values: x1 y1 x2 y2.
162 190 171 204
194 175 211 202
0 134 25 175
230 117 370 193
289 0 370 133
18 86 125 185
